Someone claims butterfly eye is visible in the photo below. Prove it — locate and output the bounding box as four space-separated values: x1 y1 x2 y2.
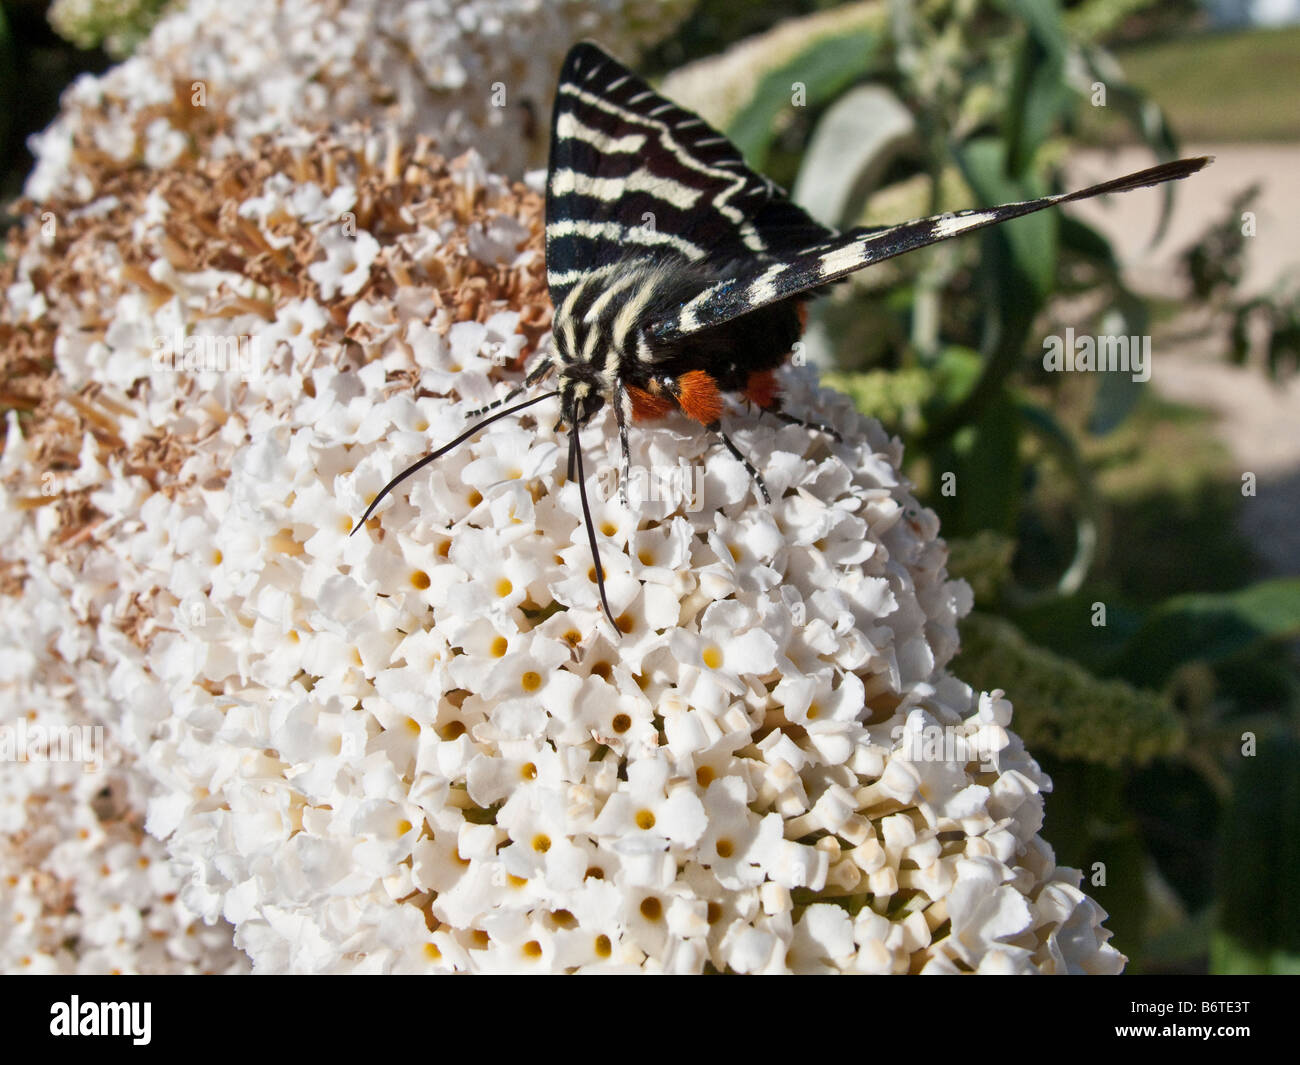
579 393 605 422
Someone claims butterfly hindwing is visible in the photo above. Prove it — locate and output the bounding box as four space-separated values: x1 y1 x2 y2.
544 42 833 309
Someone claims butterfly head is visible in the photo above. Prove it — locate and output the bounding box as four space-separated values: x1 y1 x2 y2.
548 269 642 428
557 374 607 430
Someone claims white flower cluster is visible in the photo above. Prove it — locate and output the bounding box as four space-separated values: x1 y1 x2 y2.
0 486 248 972
1 111 1125 971
27 0 689 202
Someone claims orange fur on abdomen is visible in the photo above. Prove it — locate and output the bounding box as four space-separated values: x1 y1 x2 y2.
627 385 677 421
743 369 781 410
676 370 725 425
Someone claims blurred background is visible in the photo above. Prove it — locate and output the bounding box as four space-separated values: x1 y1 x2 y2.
3 0 1297 973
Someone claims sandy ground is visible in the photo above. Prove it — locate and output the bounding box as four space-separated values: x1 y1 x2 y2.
1068 144 1300 576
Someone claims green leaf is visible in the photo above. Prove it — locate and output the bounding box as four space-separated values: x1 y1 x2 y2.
791 84 918 229
929 364 1022 536
1017 400 1100 594
1086 294 1150 435
726 26 884 171
1211 735 1300 973
1000 0 1070 176
1076 44 1183 244
1112 579 1300 685
1087 367 1142 437
1211 932 1300 975
1031 758 1150 961
1001 0 1071 56
1011 593 1144 674
1142 907 1215 973
1058 215 1121 276
956 136 1056 299
928 343 982 406
953 614 1182 766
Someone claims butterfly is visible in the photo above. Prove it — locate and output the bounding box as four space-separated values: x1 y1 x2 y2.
353 40 1209 628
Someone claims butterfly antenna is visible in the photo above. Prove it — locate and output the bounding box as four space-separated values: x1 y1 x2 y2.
571 415 617 629
351 389 560 534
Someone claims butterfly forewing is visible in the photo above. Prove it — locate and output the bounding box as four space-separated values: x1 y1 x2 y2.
544 42 833 309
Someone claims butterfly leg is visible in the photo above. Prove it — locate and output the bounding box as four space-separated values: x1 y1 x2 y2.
769 408 843 442
707 421 771 505
613 381 633 508
743 368 842 441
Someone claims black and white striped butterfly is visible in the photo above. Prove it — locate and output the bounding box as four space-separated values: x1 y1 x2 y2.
354 41 1209 627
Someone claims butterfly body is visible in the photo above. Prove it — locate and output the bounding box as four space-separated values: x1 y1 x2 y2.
549 255 807 426
354 40 1210 629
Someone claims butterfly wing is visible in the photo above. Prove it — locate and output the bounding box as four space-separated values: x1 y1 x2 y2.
544 42 834 310
646 156 1212 341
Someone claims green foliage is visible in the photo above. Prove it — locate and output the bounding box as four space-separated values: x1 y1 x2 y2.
1212 736 1300 973
47 0 176 59
1091 24 1300 144
728 24 885 169
928 347 1024 536
1064 0 1172 44
943 529 1016 605
1112 580 1300 687
952 612 1183 766
1231 286 1300 380
820 366 933 432
1182 185 1257 302
1180 185 1300 381
1033 757 1153 959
